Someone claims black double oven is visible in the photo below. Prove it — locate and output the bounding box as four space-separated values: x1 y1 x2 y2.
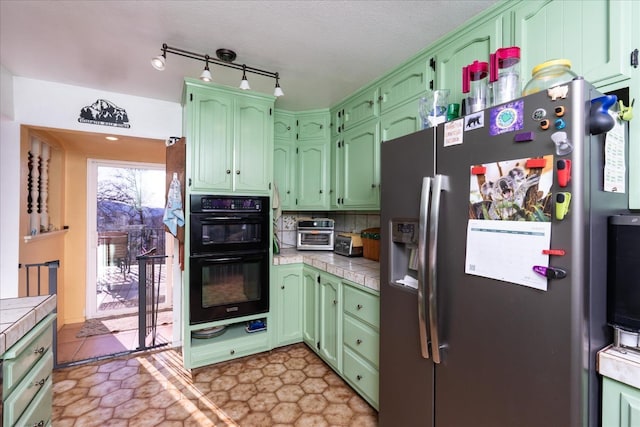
189 195 270 325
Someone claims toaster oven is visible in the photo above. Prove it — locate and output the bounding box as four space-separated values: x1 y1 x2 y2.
296 218 335 250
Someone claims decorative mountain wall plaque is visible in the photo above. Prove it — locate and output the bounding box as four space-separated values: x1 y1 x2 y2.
78 99 130 128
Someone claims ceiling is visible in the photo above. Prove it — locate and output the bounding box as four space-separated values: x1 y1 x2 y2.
0 0 498 113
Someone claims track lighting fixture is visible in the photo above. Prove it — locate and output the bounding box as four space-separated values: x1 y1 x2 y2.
151 45 166 71
200 55 212 82
274 73 284 97
239 65 250 90
151 43 282 97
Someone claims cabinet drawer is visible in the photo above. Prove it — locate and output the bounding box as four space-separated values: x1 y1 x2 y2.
13 378 52 427
3 314 55 396
343 347 379 408
3 350 53 425
343 316 379 367
189 324 270 368
343 285 379 328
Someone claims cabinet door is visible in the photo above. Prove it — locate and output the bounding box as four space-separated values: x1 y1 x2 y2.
274 141 295 209
340 120 380 209
234 98 273 192
274 111 296 143
274 266 303 347
319 273 341 370
302 267 318 347
380 98 422 142
296 143 329 209
513 0 633 89
297 111 330 142
602 377 640 427
329 136 343 210
188 87 234 192
434 15 504 108
343 87 381 131
380 57 432 113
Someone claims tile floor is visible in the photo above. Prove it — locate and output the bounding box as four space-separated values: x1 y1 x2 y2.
52 343 378 426
57 321 173 364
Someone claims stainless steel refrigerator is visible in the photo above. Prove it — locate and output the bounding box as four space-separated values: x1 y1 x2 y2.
379 78 629 427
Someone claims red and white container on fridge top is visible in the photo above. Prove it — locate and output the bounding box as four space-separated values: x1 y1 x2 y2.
462 60 489 113
490 46 521 105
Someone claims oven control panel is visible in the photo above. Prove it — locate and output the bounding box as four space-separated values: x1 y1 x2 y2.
191 195 267 212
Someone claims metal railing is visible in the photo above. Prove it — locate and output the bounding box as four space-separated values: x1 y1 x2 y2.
136 251 169 352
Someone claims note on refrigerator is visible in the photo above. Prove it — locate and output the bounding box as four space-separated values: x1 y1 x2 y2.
604 114 626 193
465 220 551 291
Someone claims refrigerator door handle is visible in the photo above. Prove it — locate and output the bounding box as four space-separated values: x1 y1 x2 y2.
428 174 445 364
418 176 432 359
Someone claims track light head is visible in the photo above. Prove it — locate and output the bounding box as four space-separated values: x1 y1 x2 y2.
200 55 212 82
151 44 167 70
239 65 250 90
274 73 284 97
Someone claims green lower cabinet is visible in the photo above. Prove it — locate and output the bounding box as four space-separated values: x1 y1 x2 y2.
273 265 303 347
342 281 380 409
188 319 271 368
318 273 342 371
602 377 640 427
302 267 318 347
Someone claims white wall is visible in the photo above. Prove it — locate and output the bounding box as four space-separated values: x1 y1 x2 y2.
0 75 182 297
0 66 19 297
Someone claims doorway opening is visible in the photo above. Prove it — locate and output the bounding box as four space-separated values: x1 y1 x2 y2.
86 160 172 320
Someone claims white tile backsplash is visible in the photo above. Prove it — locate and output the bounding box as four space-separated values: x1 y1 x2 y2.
275 211 380 246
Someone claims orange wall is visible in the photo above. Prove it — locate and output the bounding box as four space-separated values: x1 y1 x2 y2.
19 126 165 325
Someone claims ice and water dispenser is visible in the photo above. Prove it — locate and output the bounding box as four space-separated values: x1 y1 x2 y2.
388 219 420 289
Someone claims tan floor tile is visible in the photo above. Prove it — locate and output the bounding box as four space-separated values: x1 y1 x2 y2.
241 411 273 426
99 387 134 407
60 396 101 418
247 392 279 412
295 413 329 427
57 340 82 363
53 344 378 426
128 407 168 426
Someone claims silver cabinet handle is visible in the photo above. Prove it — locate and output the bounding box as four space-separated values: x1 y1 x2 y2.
356 339 362 345
236 170 240 175
34 378 45 387
357 374 363 380
356 304 363 310
226 169 231 174
34 346 45 354
428 174 445 364
418 177 431 359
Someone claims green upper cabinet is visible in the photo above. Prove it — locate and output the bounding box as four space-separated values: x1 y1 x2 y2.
380 97 422 142
186 85 234 192
380 57 433 114
235 97 274 192
513 0 634 90
297 111 330 142
336 119 380 209
296 142 329 209
295 110 331 210
274 111 296 143
432 14 505 107
274 111 297 209
274 141 296 209
184 79 274 194
343 87 381 131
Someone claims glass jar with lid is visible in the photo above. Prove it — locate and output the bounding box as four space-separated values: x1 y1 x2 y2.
522 59 578 96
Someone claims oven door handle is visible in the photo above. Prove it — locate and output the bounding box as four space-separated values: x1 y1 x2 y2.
201 216 245 221
202 257 243 263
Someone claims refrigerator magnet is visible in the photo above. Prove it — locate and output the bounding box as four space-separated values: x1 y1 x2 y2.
555 192 572 220
533 265 567 279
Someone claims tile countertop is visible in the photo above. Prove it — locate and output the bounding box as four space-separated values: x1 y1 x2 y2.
598 345 640 390
0 295 56 355
274 248 380 293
